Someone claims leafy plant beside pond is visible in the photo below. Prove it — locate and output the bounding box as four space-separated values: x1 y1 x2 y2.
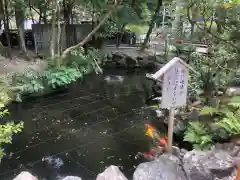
184 121 213 150
11 71 44 94
216 110 240 136
1 48 104 97
0 102 23 162
45 67 83 89
184 96 240 150
188 48 238 98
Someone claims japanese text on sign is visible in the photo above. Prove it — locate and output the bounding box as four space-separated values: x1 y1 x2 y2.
161 62 188 108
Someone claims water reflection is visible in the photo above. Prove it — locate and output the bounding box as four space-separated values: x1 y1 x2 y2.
42 156 64 169
0 69 155 180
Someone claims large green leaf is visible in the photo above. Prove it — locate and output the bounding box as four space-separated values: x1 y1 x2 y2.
200 107 218 115
228 96 240 107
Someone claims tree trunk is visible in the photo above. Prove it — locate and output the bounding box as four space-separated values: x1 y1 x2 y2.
0 0 4 30
56 3 61 57
140 0 162 51
50 0 57 57
63 0 72 48
28 0 34 24
2 0 11 59
15 7 29 60
61 0 119 59
116 23 127 47
42 1 48 24
172 0 185 39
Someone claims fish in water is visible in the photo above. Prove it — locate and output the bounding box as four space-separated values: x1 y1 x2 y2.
42 156 64 169
104 75 124 85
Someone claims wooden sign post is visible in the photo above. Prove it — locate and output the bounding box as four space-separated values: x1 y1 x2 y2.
151 57 197 153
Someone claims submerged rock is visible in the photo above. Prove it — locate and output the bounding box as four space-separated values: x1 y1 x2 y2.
15 93 22 103
226 87 240 96
104 75 124 84
13 171 37 180
133 154 187 180
96 165 128 180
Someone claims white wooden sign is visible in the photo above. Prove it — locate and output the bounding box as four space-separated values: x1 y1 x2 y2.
151 57 197 153
161 62 189 108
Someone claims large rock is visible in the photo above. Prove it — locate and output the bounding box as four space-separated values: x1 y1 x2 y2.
96 165 128 180
183 150 236 180
13 171 37 180
61 176 82 180
133 154 187 180
226 87 240 96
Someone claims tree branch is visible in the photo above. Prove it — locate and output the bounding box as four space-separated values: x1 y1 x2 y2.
195 23 240 53
61 0 119 59
186 4 240 53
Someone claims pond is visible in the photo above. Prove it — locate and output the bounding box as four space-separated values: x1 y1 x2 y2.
0 69 158 180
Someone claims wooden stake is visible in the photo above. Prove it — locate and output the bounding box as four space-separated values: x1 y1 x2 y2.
236 161 240 180
167 107 175 153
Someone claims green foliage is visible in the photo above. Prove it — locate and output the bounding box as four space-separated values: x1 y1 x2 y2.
200 106 219 116
189 48 238 98
185 96 240 150
0 103 24 162
212 96 240 136
10 66 83 94
199 96 240 116
45 67 82 89
216 110 240 136
184 121 213 150
6 48 103 95
11 71 44 94
125 24 149 35
0 75 14 104
0 103 9 118
69 47 104 74
227 96 240 107
188 74 202 96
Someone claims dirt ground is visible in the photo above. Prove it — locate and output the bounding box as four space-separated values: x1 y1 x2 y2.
0 44 163 75
0 49 46 75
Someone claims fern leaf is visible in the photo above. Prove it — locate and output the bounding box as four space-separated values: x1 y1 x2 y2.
200 107 218 115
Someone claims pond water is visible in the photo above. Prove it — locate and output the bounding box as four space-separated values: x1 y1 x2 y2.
0 69 158 180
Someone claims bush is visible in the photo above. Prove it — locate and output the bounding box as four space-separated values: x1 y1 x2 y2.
184 121 213 150
6 48 104 96
11 71 44 94
0 102 23 162
45 67 83 89
189 48 238 99
184 96 240 150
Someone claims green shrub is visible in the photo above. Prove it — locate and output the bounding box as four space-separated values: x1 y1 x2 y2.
0 103 23 162
11 71 44 94
68 47 104 74
184 121 213 150
214 97 240 137
216 110 240 136
189 49 238 99
184 96 240 150
2 48 103 97
45 67 83 89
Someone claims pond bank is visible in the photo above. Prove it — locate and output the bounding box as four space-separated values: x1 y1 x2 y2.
13 142 240 180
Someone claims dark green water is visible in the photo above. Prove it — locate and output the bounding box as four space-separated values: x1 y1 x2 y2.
0 69 156 180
